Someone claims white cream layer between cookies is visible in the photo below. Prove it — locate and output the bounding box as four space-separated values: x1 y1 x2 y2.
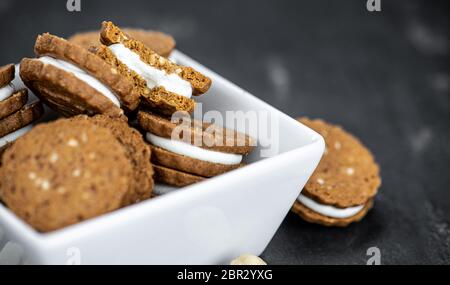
108 43 192 98
0 83 15 101
146 132 242 165
297 194 364 219
38 56 120 107
0 124 33 148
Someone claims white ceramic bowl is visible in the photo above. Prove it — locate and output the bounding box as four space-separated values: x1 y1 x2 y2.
0 51 324 264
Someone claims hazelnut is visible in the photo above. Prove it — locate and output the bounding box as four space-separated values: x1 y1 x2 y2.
230 254 267 265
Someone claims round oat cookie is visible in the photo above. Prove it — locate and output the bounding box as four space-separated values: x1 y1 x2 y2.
298 118 381 208
68 28 175 57
292 199 374 227
0 118 133 232
70 115 154 205
153 164 205 187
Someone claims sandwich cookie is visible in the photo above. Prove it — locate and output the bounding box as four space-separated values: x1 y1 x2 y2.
68 28 176 57
0 118 133 232
96 21 211 116
0 64 44 155
69 115 154 205
138 111 255 187
20 33 141 118
292 118 381 227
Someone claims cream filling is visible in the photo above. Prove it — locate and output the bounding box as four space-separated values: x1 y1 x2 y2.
38 56 120 107
0 124 33 148
297 194 364 219
108 43 192 98
0 83 15 101
146 132 242 165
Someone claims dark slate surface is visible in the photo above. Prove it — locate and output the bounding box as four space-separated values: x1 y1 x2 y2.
0 0 448 264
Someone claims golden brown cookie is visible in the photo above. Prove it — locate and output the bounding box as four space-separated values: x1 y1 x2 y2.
68 28 175 57
70 115 154 205
138 110 253 187
151 145 243 178
0 89 28 120
153 164 205 187
0 118 133 232
0 102 43 138
100 21 211 96
34 33 140 111
291 118 381 227
0 64 15 88
137 111 254 154
20 58 125 119
292 199 374 227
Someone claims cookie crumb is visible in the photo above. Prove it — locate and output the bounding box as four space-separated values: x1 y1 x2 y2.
41 179 50 191
67 139 79 147
317 178 325 185
28 172 37 180
334 141 341 150
72 169 81 177
81 132 88 143
346 167 355 176
49 152 59 163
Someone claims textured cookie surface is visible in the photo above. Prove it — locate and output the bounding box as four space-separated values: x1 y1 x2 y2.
0 118 132 232
153 164 205 187
291 199 374 227
20 58 124 119
69 28 175 57
100 21 211 96
298 118 381 208
151 145 242 178
0 64 15 88
138 111 255 154
34 33 140 111
0 102 43 137
70 115 154 205
0 89 28 120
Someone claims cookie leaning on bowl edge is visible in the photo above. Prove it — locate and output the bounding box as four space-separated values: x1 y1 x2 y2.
20 33 141 118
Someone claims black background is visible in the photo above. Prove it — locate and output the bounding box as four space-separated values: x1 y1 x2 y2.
0 0 449 264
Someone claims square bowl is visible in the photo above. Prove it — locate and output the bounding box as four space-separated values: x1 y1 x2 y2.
0 50 324 265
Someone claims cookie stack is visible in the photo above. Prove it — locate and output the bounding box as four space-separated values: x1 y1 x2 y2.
292 118 381 227
0 64 43 156
0 115 153 232
93 21 255 187
20 33 141 118
137 112 254 187
94 21 211 115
